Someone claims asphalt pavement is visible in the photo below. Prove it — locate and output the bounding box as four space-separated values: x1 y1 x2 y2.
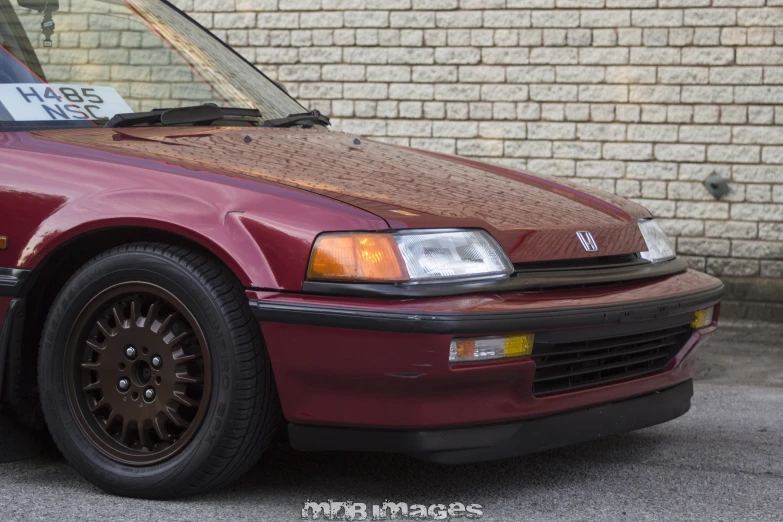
1 321 782 521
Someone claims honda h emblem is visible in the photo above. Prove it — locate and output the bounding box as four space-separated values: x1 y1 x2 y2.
576 231 598 252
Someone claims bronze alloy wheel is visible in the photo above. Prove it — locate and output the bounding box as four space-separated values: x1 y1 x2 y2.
65 282 212 465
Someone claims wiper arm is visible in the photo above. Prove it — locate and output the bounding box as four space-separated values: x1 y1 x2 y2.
262 109 330 129
105 104 262 128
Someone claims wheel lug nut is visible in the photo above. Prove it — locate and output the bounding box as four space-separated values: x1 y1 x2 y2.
118 378 130 391
125 346 137 359
151 356 162 369
144 388 156 401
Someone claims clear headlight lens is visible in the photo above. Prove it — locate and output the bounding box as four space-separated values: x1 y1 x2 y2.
638 219 676 263
307 229 513 284
395 230 513 282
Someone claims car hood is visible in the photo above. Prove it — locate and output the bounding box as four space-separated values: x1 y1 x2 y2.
30 127 650 263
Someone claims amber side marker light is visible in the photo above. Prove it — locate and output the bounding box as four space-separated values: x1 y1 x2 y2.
449 334 535 364
691 307 715 329
307 233 409 282
0 237 6 250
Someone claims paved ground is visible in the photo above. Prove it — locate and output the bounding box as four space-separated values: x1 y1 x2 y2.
1 321 782 521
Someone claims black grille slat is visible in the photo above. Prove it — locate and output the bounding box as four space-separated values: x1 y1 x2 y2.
533 352 672 383
534 367 671 396
514 254 647 273
536 331 682 359
534 341 680 370
531 324 693 396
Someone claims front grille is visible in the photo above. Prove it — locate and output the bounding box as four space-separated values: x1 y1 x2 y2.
531 324 693 396
513 253 648 274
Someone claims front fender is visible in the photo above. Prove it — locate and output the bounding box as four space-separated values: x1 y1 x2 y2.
18 187 387 291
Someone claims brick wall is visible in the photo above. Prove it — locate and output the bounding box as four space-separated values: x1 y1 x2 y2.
106 2 783 281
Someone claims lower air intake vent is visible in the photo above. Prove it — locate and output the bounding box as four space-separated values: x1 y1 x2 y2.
532 324 693 396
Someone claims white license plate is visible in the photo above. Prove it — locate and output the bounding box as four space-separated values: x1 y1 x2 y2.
0 83 133 122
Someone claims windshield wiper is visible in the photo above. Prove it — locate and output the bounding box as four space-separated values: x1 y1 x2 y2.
105 104 262 128
262 110 330 129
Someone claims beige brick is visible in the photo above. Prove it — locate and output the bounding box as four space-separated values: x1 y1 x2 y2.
645 29 672 48
628 124 679 142
731 203 783 220
679 125 732 143
604 143 655 160
528 122 577 140
655 144 707 162
708 145 761 163
632 10 684 27
606 66 657 84
706 258 760 276
554 141 603 159
579 85 628 102
658 218 705 237
732 240 783 258
577 123 627 141
706 220 759 238
576 160 627 178
630 48 680 65
678 237 731 256
527 158 576 176
658 66 709 84
507 140 554 158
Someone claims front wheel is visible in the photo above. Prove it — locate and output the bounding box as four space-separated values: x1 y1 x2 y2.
38 243 280 498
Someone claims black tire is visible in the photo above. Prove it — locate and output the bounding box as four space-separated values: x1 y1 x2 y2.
38 242 280 498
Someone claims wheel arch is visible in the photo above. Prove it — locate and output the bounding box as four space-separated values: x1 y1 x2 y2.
6 225 251 426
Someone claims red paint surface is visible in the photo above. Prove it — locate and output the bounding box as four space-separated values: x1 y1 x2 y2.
0 125 723 431
14 127 650 269
0 131 386 290
262 322 712 429
254 269 721 428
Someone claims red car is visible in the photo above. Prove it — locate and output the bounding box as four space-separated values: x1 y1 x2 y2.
0 0 722 499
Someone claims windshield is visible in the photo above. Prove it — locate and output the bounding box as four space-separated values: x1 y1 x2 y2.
0 0 305 130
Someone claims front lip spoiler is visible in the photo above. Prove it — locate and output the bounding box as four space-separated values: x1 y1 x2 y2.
249 283 724 335
288 379 694 464
301 257 690 298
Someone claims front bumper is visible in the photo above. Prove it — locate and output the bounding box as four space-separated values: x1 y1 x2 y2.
249 269 722 434
288 379 693 464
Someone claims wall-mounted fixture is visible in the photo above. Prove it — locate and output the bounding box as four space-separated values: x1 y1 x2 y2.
704 173 729 200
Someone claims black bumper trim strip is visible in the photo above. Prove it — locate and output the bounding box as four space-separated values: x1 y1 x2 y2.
288 379 694 464
0 268 31 298
301 258 689 298
0 300 22 398
250 283 724 335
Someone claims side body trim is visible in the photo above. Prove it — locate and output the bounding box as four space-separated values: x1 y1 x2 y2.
0 300 22 398
0 269 31 298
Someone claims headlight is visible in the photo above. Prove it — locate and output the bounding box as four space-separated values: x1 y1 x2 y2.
307 229 513 284
638 219 676 263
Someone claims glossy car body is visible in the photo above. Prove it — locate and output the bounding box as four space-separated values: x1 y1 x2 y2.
0 0 723 474
1 123 722 463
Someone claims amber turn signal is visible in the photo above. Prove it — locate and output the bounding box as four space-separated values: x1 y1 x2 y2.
449 334 535 363
691 307 715 329
307 233 409 282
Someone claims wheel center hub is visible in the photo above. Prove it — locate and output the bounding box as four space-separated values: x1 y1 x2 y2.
132 360 153 386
